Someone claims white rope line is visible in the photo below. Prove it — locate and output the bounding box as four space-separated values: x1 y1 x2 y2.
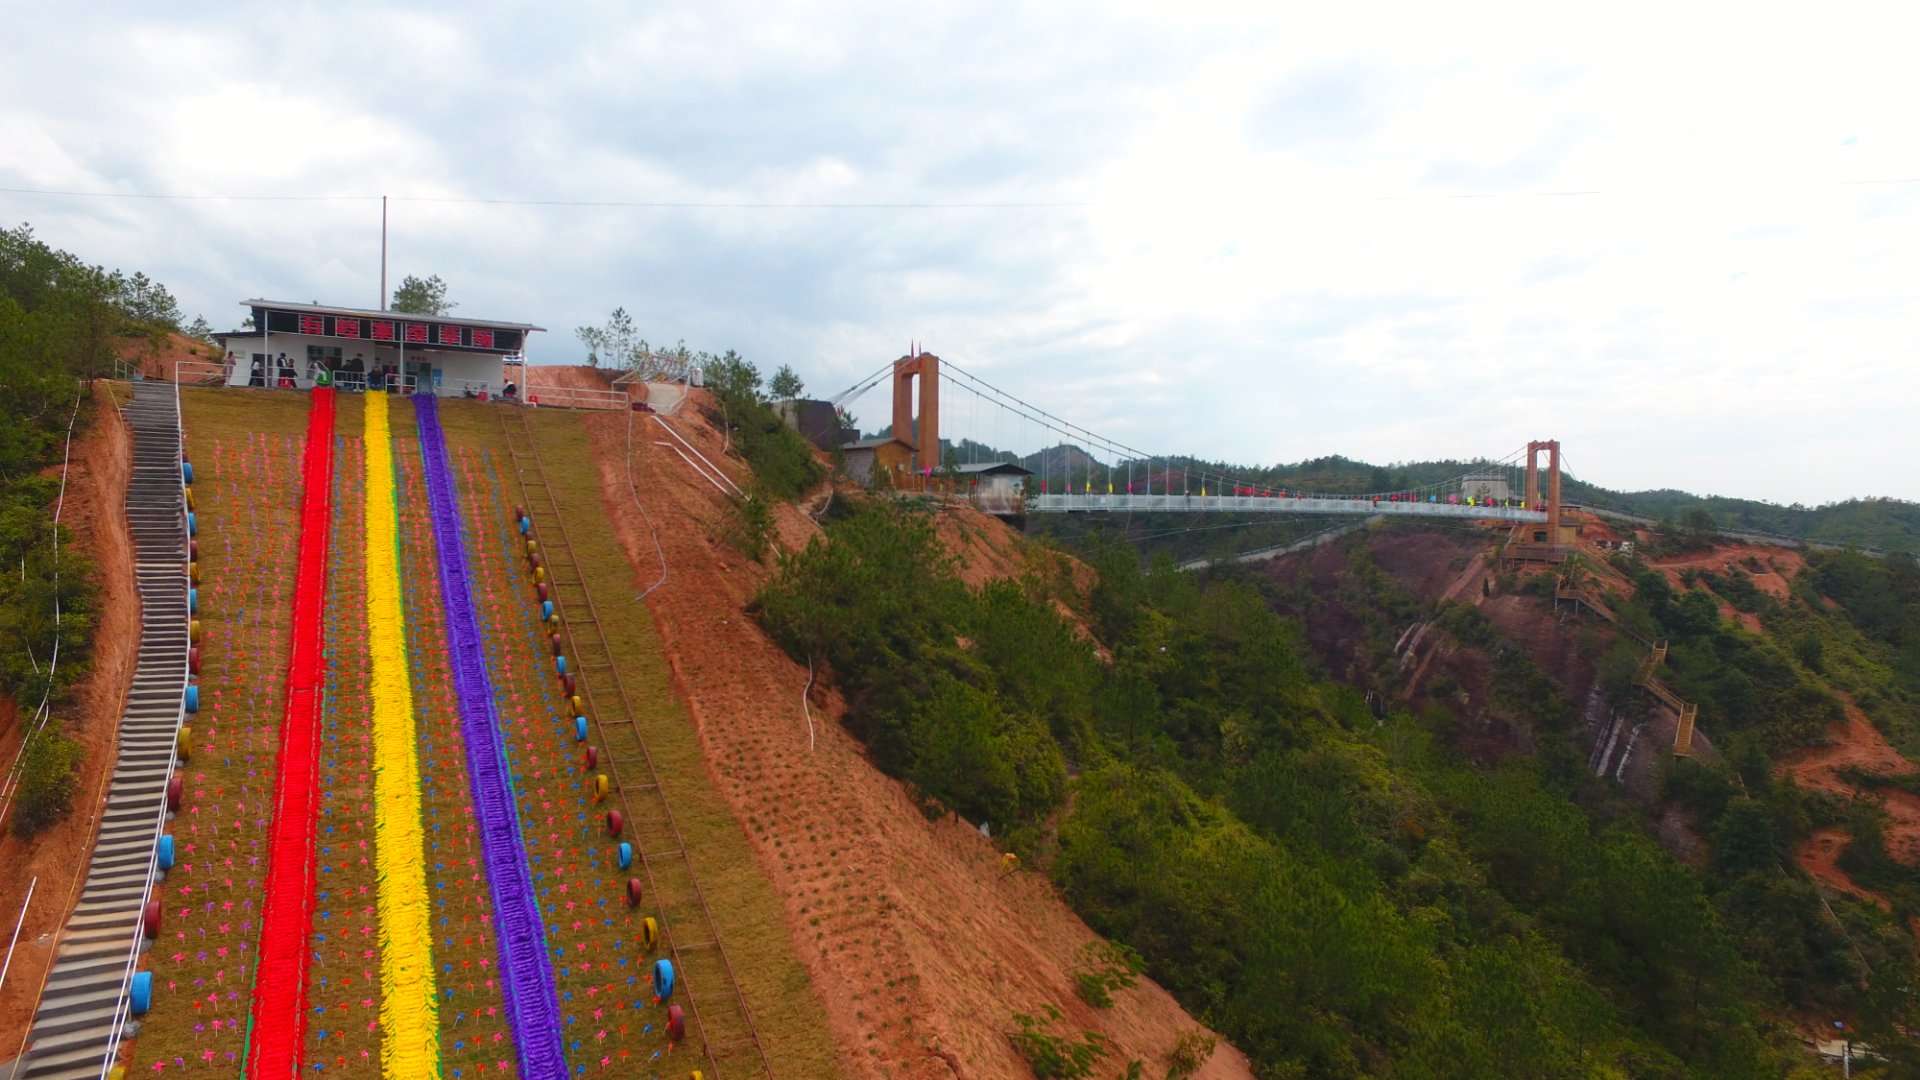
0 876 37 994
624 406 670 601
802 654 817 753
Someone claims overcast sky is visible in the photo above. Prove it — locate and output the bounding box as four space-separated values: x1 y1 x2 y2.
4 2 1915 505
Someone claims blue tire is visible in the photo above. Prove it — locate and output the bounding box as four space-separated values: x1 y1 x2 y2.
574 716 588 742
188 587 198 615
653 958 675 1002
157 834 175 871
541 600 555 621
555 655 568 675
182 462 194 484
518 518 530 535
130 970 153 1015
618 842 634 869
184 685 199 713
186 512 197 537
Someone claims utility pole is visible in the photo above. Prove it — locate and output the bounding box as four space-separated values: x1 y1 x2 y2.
379 195 388 310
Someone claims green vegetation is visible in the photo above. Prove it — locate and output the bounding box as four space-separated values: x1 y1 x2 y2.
389 272 455 315
756 503 1071 843
761 501 1920 1076
702 352 825 499
11 725 85 837
769 363 804 399
1 223 183 832
1072 940 1145 1008
1009 1005 1111 1079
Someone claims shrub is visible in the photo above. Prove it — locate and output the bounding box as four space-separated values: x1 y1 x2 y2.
1072 940 1144 1009
1009 1005 1109 1079
12 724 83 836
1165 1031 1217 1079
723 488 774 561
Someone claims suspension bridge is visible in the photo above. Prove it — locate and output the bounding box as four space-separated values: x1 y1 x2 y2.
825 350 1569 534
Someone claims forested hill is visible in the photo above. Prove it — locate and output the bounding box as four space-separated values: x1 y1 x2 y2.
2 222 191 836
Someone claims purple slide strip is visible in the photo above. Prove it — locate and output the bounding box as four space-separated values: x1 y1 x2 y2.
414 395 567 1077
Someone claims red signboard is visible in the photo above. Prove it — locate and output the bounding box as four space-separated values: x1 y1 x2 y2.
436 323 463 346
369 320 395 341
335 317 361 338
470 328 494 349
298 315 326 336
405 323 429 344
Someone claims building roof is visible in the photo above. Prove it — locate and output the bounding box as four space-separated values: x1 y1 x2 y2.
242 299 546 333
843 436 908 451
953 461 1033 476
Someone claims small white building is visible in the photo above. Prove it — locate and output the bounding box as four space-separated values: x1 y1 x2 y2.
213 299 544 396
1461 471 1512 503
954 461 1033 516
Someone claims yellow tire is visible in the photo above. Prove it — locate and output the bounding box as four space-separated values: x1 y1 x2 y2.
177 725 192 761
594 773 609 802
639 916 659 951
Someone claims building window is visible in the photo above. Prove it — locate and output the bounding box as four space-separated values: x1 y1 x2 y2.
306 345 342 372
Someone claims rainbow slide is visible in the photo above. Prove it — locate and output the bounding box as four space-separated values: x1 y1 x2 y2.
363 392 441 1073
414 394 568 1077
244 388 334 1075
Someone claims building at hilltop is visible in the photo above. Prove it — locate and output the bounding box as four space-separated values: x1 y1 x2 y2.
213 299 544 397
1461 470 1512 503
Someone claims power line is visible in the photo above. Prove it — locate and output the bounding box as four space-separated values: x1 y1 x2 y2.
0 186 378 202
0 185 1081 210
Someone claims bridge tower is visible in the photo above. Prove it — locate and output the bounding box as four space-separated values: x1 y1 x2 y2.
892 350 941 474
1525 439 1563 538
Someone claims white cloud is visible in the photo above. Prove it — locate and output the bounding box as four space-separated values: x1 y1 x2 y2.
3 0 1917 504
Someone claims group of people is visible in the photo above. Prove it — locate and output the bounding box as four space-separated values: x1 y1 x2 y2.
230 352 415 392
242 353 299 389
462 377 518 400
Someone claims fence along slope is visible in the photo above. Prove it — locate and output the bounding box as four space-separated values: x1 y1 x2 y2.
496 406 773 1077
14 380 187 1079
243 387 335 1076
412 394 567 1078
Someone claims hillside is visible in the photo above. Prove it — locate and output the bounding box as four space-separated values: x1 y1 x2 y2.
574 392 1252 1078
1236 514 1920 1070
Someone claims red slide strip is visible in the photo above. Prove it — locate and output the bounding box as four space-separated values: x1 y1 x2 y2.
245 388 336 1076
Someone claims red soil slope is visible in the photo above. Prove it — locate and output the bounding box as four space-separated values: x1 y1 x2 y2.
1780 695 1920 904
115 331 224 379
578 398 1251 1079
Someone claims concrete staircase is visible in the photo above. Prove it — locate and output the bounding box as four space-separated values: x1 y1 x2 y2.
13 380 187 1079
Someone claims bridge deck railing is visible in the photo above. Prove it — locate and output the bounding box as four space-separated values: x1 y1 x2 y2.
1028 493 1546 522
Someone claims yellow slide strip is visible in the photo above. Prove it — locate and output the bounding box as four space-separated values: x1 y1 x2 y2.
364 392 441 1073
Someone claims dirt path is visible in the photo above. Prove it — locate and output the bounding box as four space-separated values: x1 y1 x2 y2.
1780 695 1920 900
579 403 1252 1079
0 384 137 1041
1646 542 1802 599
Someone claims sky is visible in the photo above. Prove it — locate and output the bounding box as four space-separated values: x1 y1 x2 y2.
3 1 1916 505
